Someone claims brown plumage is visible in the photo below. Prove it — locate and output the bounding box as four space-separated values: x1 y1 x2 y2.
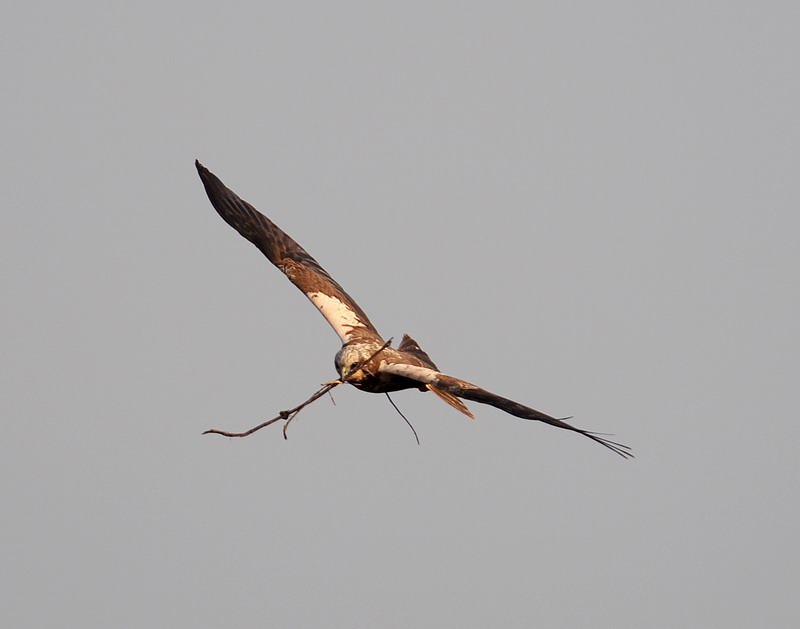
196 160 633 458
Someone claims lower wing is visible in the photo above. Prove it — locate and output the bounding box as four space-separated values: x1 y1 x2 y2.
378 362 633 459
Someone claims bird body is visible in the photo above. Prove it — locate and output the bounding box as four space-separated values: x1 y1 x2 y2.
196 160 632 458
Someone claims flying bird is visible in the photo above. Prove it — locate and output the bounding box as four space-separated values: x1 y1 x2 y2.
195 161 632 458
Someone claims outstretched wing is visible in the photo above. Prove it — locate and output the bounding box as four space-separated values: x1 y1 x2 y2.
378 362 633 458
196 161 382 345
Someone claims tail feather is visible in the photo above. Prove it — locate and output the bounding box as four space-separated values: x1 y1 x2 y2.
427 384 475 419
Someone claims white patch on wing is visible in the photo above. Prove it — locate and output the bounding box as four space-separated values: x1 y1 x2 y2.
307 292 364 341
378 362 440 384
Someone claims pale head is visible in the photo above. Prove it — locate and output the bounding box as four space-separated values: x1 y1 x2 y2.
334 343 372 380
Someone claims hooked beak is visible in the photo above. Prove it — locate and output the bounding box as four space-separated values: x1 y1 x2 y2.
342 366 366 382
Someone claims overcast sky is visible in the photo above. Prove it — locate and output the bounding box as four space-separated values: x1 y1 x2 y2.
3 2 799 627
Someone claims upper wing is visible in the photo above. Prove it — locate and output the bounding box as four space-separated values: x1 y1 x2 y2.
196 161 382 344
378 362 633 458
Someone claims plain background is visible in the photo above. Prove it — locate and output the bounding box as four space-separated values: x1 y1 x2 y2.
3 2 798 627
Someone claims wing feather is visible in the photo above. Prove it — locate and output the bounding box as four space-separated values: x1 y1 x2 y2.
378 362 633 458
196 161 381 344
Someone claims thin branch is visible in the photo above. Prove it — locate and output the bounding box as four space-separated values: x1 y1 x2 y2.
385 393 420 445
203 380 341 438
326 389 337 406
203 338 395 440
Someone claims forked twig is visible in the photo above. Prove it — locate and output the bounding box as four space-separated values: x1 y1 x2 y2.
202 380 342 438
203 338 394 439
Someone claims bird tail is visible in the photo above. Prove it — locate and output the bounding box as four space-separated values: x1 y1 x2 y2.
427 384 475 419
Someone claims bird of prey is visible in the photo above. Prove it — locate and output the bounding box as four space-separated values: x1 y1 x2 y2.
195 161 632 458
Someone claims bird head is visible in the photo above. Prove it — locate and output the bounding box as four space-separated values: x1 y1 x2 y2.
335 344 370 382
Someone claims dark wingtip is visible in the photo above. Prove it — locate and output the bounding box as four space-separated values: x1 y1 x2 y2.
594 436 635 459
195 160 222 191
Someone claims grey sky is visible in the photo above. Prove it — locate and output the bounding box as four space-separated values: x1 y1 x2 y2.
3 2 798 627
